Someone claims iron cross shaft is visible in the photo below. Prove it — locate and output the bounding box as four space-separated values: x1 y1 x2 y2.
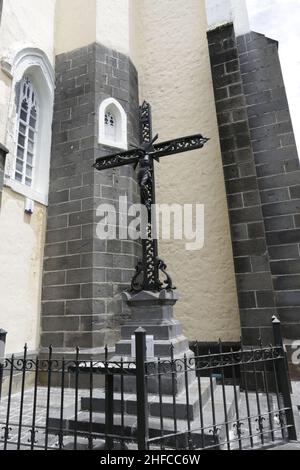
93 101 209 292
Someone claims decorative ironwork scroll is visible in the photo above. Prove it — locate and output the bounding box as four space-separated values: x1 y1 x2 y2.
135 102 160 291
93 134 209 171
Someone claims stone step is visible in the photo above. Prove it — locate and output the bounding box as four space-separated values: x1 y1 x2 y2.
65 350 197 395
285 342 300 381
121 320 183 341
115 335 190 358
48 384 237 449
81 378 215 421
200 384 237 445
112 351 197 395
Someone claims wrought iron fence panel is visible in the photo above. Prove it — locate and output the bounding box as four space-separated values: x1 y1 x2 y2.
0 345 139 451
0 332 297 451
143 343 296 451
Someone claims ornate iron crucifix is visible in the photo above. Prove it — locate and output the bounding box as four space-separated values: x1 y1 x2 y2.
93 102 209 292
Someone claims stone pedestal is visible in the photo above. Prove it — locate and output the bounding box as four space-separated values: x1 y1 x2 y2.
116 290 190 359
111 289 196 395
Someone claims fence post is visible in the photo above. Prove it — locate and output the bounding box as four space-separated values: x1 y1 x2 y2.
273 316 293 393
272 316 297 441
105 374 114 450
135 327 149 450
0 329 7 403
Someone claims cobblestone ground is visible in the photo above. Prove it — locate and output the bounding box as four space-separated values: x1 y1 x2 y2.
0 383 299 451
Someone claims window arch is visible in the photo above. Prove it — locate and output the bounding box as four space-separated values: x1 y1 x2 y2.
3 48 54 205
99 98 127 150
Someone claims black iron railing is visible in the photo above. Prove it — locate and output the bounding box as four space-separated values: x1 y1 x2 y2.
0 319 297 451
144 345 295 450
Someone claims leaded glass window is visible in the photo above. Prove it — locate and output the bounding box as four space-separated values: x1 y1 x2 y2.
15 77 39 187
104 111 116 141
99 98 127 149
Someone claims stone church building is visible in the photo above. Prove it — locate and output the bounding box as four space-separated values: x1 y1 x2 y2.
0 0 299 377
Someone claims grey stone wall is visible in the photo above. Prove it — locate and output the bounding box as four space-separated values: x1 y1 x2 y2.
208 24 276 346
0 143 8 208
41 43 141 352
208 24 300 360
237 32 300 348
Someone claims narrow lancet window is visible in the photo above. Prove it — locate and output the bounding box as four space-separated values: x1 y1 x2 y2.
15 77 39 187
104 111 117 141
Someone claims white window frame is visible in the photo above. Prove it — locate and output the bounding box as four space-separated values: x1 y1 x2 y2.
99 98 127 150
2 48 54 206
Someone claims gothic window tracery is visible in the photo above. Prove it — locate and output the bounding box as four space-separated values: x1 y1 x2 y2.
15 77 39 187
104 111 117 141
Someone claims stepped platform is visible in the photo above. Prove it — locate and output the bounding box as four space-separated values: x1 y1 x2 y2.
48 375 237 449
47 289 238 449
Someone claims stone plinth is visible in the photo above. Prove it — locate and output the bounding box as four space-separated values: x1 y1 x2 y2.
111 289 196 395
115 290 189 359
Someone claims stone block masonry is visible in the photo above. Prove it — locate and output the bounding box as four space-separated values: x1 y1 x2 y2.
237 32 300 348
208 24 276 346
208 23 300 369
41 43 141 352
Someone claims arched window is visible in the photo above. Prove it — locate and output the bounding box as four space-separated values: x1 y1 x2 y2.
99 98 127 149
15 77 39 187
3 48 54 205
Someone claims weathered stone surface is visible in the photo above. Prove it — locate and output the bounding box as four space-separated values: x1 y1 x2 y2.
110 290 196 395
41 43 140 352
208 24 300 350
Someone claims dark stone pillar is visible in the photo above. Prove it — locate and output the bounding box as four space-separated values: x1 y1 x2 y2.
208 24 300 377
41 43 141 353
207 25 277 346
0 143 8 208
237 32 300 377
237 32 300 340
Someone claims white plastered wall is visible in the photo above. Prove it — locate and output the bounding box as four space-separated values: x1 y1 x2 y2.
55 0 97 56
134 0 241 341
0 0 55 354
55 0 132 58
0 189 46 354
96 0 131 57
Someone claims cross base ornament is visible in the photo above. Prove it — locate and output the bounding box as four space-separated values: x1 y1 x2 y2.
93 101 209 293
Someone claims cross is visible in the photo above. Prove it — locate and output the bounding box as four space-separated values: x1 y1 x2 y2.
93 101 209 292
